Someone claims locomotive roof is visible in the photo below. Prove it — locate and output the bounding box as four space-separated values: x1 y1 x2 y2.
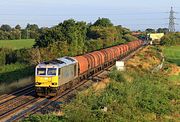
37 57 77 68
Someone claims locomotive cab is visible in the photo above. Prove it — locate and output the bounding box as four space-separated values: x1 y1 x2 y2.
35 66 59 96
35 57 78 96
36 67 58 86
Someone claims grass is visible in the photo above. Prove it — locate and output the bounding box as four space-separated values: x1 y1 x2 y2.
0 76 33 95
168 73 180 83
163 46 180 66
0 63 34 83
0 63 34 94
0 39 35 49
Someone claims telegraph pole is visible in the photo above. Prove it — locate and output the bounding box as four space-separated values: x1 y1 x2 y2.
168 7 176 32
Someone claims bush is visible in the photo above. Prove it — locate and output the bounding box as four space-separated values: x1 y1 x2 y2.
123 34 138 42
23 114 65 122
0 48 15 65
109 69 126 82
135 79 172 115
160 32 180 46
0 48 6 65
85 39 103 52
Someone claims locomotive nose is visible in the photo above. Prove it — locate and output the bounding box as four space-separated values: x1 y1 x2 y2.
35 76 58 87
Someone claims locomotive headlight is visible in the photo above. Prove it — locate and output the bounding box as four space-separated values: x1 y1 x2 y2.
36 82 41 85
52 83 57 85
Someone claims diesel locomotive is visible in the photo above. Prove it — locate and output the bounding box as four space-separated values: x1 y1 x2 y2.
35 40 143 96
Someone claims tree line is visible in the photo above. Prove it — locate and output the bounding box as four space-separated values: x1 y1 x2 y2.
0 18 138 83
33 18 137 61
0 24 40 40
0 18 138 66
145 28 169 34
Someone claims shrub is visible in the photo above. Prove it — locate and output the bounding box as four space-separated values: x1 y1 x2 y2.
160 32 180 46
135 79 172 115
0 48 14 65
85 39 103 52
23 114 64 122
123 34 138 42
109 69 126 82
0 48 6 65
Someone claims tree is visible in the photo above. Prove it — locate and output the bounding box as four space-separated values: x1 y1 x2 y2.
9 29 21 39
145 28 155 33
87 26 124 47
160 32 180 46
21 29 28 39
26 24 39 30
34 28 55 47
0 30 10 40
93 18 113 27
85 39 103 52
157 28 169 34
15 24 21 30
26 24 39 39
60 19 87 55
121 27 131 35
35 19 87 56
1 24 12 32
123 34 138 42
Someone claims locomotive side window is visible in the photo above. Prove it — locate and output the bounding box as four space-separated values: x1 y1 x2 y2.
37 68 46 75
74 65 76 76
58 68 61 76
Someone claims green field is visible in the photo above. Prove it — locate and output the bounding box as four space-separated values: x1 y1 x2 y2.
0 39 35 49
163 46 180 66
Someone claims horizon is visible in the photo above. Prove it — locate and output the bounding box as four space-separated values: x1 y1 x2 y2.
0 0 180 31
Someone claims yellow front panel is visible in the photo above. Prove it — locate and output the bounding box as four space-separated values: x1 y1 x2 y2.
35 76 59 87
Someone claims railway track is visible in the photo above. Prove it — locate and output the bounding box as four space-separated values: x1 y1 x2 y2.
0 43 146 122
10 79 92 121
7 63 112 122
0 84 34 104
0 85 38 122
0 91 35 117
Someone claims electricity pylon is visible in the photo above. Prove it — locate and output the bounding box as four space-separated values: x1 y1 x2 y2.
168 7 176 32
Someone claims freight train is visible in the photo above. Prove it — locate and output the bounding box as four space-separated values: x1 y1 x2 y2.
35 40 143 96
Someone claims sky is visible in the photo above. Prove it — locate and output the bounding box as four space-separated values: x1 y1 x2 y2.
0 0 180 31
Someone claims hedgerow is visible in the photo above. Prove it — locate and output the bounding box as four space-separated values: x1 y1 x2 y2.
0 63 34 83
